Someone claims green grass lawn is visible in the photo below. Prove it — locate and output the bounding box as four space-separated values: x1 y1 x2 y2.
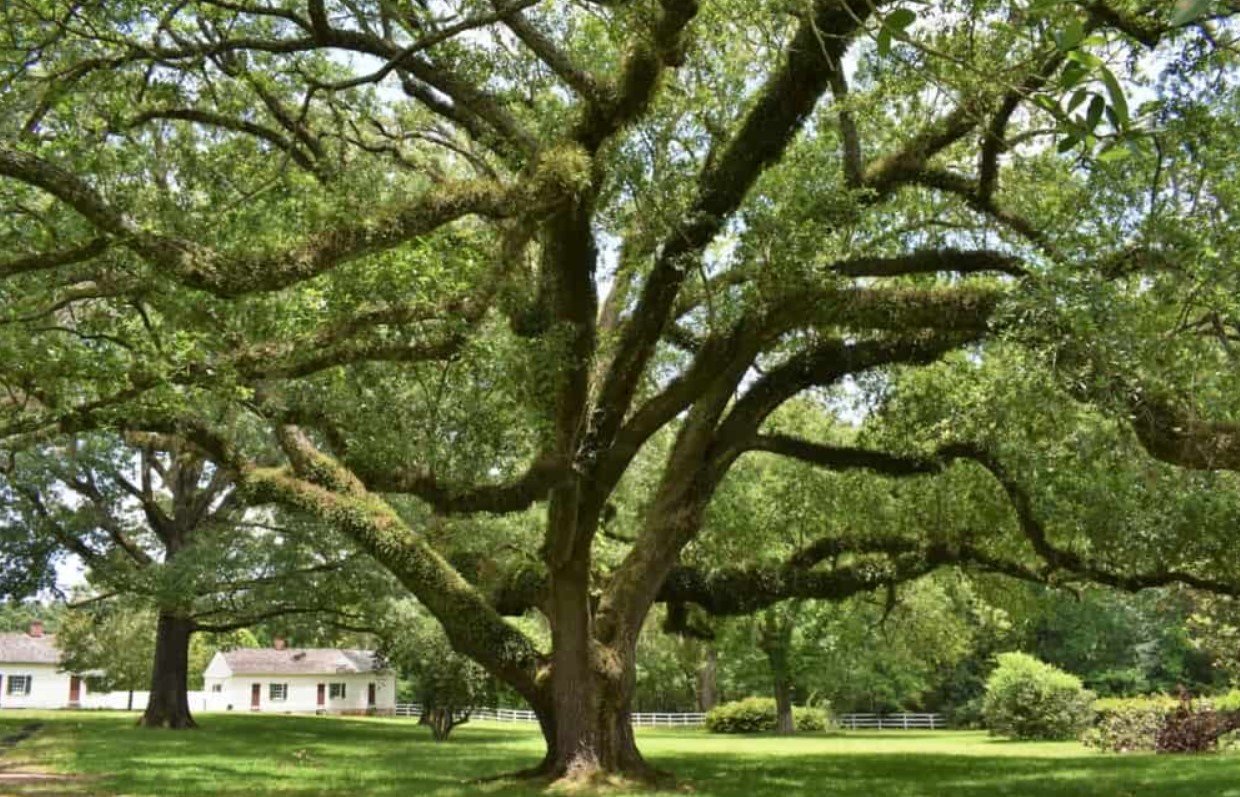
1 711 1239 796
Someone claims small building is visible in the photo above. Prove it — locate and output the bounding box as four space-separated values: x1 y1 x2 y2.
0 622 87 710
202 640 396 715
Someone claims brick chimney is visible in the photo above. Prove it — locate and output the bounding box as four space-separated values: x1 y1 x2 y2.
273 637 286 651
28 620 44 638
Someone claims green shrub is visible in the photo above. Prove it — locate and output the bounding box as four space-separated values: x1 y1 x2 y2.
1213 690 1240 713
705 697 778 733
705 698 828 733
947 697 985 730
793 705 828 731
1084 693 1240 754
982 652 1094 740
1082 696 1177 753
1217 693 1240 752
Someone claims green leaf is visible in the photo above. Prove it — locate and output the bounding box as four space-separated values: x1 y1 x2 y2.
1056 19 1086 51
1067 89 1091 113
1097 145 1131 163
1086 95 1105 131
1066 50 1102 69
886 8 917 31
1061 62 1088 90
1033 94 1060 115
878 7 916 56
877 26 892 57
1100 68 1129 127
1171 0 1212 26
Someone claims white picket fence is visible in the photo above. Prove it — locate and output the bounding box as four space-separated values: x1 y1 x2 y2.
394 705 541 723
837 713 944 730
393 704 943 729
79 690 208 711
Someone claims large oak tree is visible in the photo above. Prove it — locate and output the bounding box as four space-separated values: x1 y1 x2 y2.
3 0 1240 781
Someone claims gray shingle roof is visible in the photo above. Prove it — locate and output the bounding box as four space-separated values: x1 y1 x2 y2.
219 648 386 676
0 633 61 665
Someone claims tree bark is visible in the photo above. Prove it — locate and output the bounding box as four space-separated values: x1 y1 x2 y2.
697 647 718 712
138 612 196 729
542 648 654 782
422 707 468 741
541 538 657 781
760 608 797 735
772 667 795 736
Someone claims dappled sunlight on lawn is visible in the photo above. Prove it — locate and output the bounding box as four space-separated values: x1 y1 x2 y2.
2 712 1240 796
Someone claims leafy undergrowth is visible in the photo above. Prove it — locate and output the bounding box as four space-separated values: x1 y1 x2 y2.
1 712 1239 796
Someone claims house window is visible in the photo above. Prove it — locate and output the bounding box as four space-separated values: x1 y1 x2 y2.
269 683 288 701
329 683 346 699
211 684 223 693
7 675 31 696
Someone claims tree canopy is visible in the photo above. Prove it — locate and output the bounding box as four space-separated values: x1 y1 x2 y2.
3 0 1240 782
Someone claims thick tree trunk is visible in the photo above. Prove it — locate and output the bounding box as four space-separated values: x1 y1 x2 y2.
536 535 658 782
543 665 653 782
541 552 652 782
138 612 196 729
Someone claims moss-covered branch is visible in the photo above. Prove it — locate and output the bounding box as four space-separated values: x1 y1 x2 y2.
830 249 1027 279
1123 396 1240 472
0 237 109 281
0 144 586 297
242 428 550 704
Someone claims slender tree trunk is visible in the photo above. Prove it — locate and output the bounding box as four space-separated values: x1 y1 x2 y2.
423 707 467 741
772 667 795 735
760 608 797 735
127 690 134 711
138 612 197 729
697 647 718 712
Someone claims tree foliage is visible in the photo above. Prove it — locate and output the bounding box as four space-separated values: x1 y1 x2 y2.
2 0 1240 779
380 600 495 740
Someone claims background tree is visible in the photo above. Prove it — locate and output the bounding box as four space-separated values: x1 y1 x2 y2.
56 601 260 710
380 600 496 741
0 433 382 728
0 600 64 633
3 0 1240 782
57 601 155 710
632 608 705 713
1185 596 1240 687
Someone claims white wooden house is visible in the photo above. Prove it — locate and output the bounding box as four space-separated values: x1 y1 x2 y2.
202 640 396 715
0 622 87 709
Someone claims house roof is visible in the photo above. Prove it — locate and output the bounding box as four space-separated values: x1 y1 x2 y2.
0 633 61 665
217 648 386 676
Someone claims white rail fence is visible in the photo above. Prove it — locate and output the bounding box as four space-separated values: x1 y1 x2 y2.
393 704 943 730
837 713 944 730
73 691 208 711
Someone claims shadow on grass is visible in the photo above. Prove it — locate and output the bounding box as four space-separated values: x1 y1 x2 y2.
660 749 1240 797
6 712 1240 797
